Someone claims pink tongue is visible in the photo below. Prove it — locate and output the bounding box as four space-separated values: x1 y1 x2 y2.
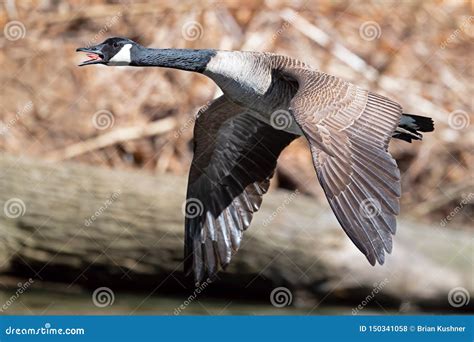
87 53 99 60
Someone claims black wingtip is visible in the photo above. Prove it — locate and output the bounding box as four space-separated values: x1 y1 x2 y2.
366 254 377 266
377 254 386 265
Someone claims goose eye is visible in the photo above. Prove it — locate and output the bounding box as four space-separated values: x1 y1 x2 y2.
113 42 119 48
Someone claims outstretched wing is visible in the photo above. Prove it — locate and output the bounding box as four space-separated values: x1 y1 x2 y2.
185 96 296 284
281 67 402 265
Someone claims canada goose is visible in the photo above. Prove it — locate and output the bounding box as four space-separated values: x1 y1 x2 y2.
77 37 434 284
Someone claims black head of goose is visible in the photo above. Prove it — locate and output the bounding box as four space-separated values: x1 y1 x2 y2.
77 37 434 285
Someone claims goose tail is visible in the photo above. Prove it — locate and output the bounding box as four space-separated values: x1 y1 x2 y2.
392 113 434 143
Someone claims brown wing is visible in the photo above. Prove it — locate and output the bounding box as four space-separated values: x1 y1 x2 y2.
185 96 296 284
281 67 402 265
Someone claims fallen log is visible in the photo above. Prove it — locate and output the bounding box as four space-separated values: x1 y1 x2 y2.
0 154 472 311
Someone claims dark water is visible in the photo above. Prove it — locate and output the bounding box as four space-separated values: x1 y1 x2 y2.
0 289 371 316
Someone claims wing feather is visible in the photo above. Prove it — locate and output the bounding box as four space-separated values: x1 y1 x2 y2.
281 67 402 265
185 96 296 284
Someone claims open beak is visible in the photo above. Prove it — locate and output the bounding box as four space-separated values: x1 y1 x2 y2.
76 46 105 66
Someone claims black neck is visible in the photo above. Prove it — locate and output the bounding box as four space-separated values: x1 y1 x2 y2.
131 47 216 73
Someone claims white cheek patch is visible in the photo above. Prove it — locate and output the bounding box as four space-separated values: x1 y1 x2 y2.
108 44 132 65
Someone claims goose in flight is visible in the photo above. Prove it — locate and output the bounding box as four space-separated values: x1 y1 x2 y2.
77 37 434 284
